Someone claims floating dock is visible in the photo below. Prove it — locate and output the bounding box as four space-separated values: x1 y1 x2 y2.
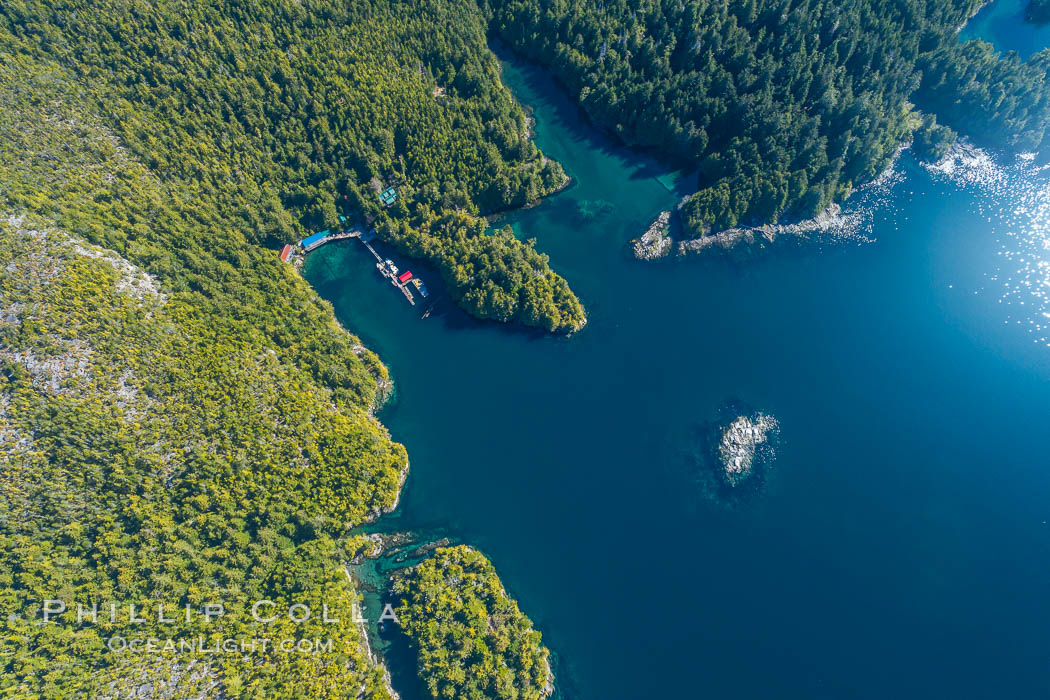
375 256 415 305
282 218 425 308
361 242 415 306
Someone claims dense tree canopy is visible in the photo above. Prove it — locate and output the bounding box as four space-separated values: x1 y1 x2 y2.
3 0 1048 696
0 218 404 697
0 1 569 696
0 0 585 332
391 546 553 700
916 40 1050 154
483 0 1050 235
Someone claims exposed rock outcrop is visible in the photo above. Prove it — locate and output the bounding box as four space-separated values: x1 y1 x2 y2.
719 413 779 486
631 210 673 260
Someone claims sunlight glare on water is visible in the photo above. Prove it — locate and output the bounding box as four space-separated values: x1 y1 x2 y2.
925 142 1050 346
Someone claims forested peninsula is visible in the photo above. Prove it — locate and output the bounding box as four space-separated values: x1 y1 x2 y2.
391 546 554 700
2 0 1047 698
484 0 1050 237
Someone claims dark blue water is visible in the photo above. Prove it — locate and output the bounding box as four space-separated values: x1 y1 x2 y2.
305 53 1050 699
962 0 1050 58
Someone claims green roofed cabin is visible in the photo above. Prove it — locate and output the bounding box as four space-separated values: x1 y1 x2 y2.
380 187 397 206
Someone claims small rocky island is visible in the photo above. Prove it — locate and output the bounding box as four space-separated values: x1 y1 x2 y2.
631 210 673 259
692 404 781 504
718 412 779 487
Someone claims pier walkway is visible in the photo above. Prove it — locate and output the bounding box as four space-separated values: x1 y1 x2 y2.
290 224 417 307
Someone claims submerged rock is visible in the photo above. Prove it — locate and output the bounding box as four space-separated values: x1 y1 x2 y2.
1027 0 1050 25
718 412 778 486
631 210 673 260
576 198 614 221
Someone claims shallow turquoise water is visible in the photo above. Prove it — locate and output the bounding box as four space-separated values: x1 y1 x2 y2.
305 53 1050 699
961 0 1050 58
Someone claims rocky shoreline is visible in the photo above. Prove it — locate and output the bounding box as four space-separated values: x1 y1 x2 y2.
635 143 907 261
631 210 673 260
628 202 864 260
677 203 860 257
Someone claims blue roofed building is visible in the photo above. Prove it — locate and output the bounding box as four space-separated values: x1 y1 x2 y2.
300 230 330 252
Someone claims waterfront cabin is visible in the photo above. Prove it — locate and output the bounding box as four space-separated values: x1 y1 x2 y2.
279 244 293 262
